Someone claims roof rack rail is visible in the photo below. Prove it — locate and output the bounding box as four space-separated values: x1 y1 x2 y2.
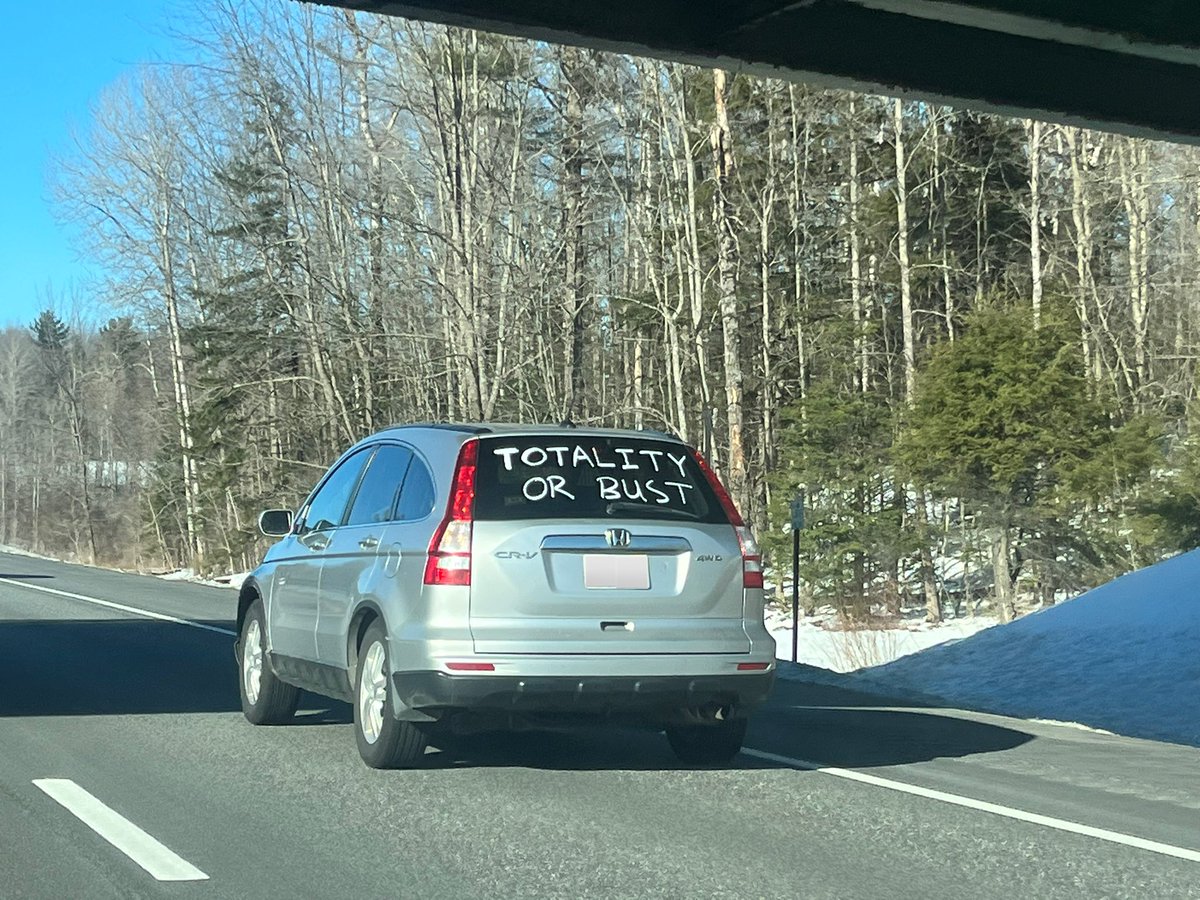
637 425 681 440
431 423 493 434
388 422 493 435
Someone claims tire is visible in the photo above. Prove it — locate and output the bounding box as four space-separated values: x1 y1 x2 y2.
665 718 747 765
238 598 300 725
353 620 428 769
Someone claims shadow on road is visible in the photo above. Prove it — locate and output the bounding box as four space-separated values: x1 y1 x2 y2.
0 618 240 717
743 676 1036 768
410 675 1035 771
0 573 54 580
0 617 352 722
0 616 1036 773
751 705 1034 768
419 726 792 772
293 702 353 725
415 704 1034 772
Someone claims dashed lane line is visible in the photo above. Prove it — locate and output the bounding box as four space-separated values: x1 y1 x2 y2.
7 574 1197 866
33 779 209 882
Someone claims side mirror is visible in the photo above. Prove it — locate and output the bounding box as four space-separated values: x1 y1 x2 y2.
258 509 294 537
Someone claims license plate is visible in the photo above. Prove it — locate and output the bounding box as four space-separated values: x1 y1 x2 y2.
583 554 650 590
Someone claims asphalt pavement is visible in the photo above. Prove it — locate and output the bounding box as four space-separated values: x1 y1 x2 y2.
1 549 1197 899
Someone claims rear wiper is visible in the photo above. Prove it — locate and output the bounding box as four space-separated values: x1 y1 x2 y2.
605 501 701 520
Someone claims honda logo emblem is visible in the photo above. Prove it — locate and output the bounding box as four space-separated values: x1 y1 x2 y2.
605 527 632 548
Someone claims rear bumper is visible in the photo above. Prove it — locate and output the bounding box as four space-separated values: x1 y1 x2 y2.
391 669 774 723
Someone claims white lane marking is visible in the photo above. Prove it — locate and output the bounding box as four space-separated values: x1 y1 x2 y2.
0 576 235 636
33 779 209 882
1028 718 1117 736
742 748 1200 863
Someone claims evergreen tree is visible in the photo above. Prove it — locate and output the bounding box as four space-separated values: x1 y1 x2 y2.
31 309 69 350
768 380 900 617
188 73 304 571
894 300 1136 619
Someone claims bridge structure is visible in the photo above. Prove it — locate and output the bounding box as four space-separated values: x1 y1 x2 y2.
307 1 1200 144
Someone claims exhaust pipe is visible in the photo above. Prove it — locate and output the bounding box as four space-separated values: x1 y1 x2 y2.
697 702 732 722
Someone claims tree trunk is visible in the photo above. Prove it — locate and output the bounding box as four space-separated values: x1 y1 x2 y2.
560 45 588 421
1118 138 1151 402
788 84 810 417
894 98 916 402
1065 128 1096 383
158 206 203 565
894 99 938 619
1028 119 1044 329
848 97 868 392
918 492 941 623
991 523 1017 623
345 10 387 429
710 68 748 510
633 336 644 429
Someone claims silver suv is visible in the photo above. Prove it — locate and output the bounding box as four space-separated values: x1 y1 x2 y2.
236 424 775 768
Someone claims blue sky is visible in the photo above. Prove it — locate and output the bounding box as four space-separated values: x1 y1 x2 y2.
0 2 193 329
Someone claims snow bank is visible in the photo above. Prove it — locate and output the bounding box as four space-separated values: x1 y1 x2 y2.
0 545 247 590
0 544 56 561
156 569 248 590
848 549 1200 747
157 568 200 582
216 572 250 590
768 612 996 673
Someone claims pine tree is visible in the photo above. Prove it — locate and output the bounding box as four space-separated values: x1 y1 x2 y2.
768 381 899 617
894 300 1121 620
189 74 304 571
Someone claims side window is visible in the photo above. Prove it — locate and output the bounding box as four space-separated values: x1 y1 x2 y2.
396 455 436 521
346 444 413 527
301 449 373 534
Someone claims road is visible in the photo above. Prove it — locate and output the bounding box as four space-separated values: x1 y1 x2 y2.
1 549 1197 899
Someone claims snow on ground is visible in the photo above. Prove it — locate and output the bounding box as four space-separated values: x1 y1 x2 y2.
1 543 246 589
9 542 1197 745
804 550 1200 748
156 569 248 590
221 572 250 590
768 608 997 674
157 568 200 582
0 543 56 561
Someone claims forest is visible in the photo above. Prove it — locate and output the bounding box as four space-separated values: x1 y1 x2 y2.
3 0 1199 623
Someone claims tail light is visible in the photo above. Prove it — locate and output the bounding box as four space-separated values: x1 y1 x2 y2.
692 450 764 590
734 525 765 590
423 439 478 586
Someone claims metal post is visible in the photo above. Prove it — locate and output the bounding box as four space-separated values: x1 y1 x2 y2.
791 525 800 664
702 405 713 460
789 492 804 664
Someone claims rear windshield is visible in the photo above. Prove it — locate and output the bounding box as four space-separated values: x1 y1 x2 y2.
474 436 728 523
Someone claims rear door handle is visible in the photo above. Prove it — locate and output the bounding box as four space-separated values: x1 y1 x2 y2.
358 536 380 550
601 620 634 632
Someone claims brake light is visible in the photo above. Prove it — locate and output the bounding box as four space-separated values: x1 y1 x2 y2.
735 525 764 589
423 439 478 586
693 450 763 590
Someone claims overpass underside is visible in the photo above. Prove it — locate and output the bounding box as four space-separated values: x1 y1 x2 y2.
308 0 1200 145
